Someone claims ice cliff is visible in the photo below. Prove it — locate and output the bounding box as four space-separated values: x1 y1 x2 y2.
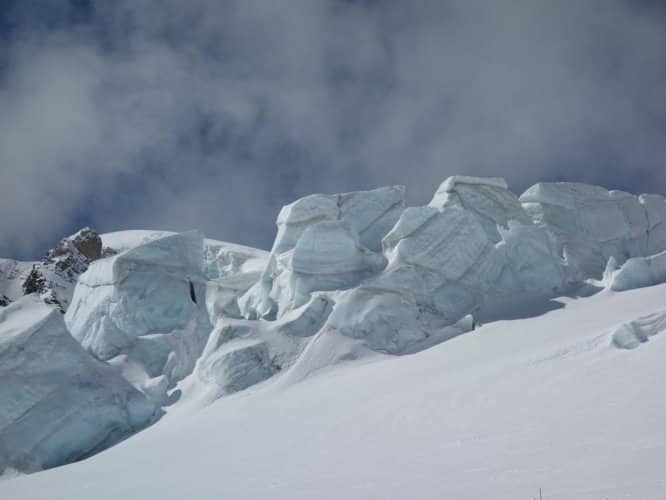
65 231 213 405
0 295 159 474
2 176 666 474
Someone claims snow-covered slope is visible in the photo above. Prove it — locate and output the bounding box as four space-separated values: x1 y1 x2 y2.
0 259 33 306
3 283 666 499
3 176 666 495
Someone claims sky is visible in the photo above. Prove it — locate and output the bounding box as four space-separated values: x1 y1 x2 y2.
0 0 665 259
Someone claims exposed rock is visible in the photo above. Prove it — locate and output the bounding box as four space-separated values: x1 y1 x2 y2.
8 227 107 312
70 227 102 261
22 266 47 296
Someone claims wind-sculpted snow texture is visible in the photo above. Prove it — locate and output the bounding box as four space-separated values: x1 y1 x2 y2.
611 309 666 349
65 231 211 404
0 295 159 474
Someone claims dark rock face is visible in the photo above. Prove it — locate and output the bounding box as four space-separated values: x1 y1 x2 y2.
22 267 48 295
0 295 10 307
20 227 105 312
46 227 102 268
71 227 102 261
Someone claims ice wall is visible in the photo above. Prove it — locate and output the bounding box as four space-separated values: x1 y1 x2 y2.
240 186 404 319
520 182 666 279
65 231 211 403
0 295 159 473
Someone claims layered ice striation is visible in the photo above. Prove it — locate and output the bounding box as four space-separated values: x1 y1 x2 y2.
240 186 403 319
65 231 211 403
377 176 566 323
192 321 279 401
520 183 666 279
203 240 269 319
5 175 666 469
0 295 159 474
220 177 666 393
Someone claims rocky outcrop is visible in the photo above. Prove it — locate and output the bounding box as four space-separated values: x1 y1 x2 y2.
0 227 105 312
69 227 102 261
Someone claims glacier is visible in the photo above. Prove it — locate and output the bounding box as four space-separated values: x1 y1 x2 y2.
189 177 666 407
6 280 666 499
520 182 666 279
3 176 666 477
607 250 666 292
65 231 212 404
0 295 159 474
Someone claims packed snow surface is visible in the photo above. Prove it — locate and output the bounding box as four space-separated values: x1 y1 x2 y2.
4 283 666 499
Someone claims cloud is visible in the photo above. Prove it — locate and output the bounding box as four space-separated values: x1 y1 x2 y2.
0 0 665 258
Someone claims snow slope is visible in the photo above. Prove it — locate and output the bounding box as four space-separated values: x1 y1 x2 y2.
4 283 666 499
3 177 666 494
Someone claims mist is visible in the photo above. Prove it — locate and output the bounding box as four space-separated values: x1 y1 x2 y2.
1 0 665 258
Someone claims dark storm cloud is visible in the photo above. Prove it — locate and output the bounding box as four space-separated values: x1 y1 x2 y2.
1 0 665 258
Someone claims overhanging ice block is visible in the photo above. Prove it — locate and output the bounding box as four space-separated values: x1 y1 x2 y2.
65 231 210 389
